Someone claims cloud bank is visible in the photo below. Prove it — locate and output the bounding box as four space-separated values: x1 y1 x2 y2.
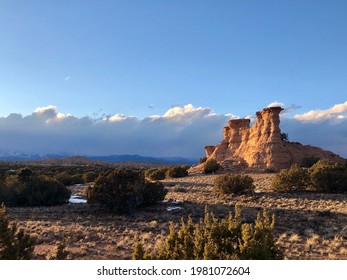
281 101 347 158
0 103 346 158
294 101 347 123
0 104 235 158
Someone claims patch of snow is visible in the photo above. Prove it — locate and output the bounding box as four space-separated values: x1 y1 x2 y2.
69 195 87 204
167 206 183 212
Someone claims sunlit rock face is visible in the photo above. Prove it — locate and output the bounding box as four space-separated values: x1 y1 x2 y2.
204 107 344 171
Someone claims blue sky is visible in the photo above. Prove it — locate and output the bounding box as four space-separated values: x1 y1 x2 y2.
0 1 346 158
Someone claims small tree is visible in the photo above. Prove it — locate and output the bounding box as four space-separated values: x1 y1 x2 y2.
0 204 36 260
17 167 33 182
49 239 69 260
214 173 255 195
0 170 71 207
140 181 167 207
166 166 188 178
82 172 99 183
239 210 282 259
309 160 347 192
281 132 289 142
131 235 147 260
203 159 220 174
54 172 75 186
132 206 282 260
271 164 310 192
145 168 167 180
87 169 167 214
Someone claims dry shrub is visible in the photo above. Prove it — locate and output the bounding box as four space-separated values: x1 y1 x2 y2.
55 172 83 186
271 165 310 192
214 173 254 195
309 160 347 193
203 159 220 174
166 165 189 178
82 171 99 183
271 161 347 193
145 168 167 180
132 206 282 260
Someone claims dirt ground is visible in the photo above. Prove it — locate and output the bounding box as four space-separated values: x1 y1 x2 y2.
7 173 347 260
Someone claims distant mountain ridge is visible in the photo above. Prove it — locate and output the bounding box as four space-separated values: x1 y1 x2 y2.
0 152 198 165
88 155 197 165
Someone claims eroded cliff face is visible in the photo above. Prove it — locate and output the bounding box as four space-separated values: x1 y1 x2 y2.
204 107 344 170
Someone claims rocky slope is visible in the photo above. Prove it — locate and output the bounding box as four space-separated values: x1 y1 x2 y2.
203 107 344 170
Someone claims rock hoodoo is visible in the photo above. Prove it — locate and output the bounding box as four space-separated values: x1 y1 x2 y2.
204 107 344 171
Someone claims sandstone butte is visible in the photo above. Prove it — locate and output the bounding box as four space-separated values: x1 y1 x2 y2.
199 106 345 171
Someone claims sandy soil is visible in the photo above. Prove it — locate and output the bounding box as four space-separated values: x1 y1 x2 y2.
7 173 347 260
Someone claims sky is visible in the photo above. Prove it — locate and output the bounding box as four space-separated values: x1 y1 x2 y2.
0 1 346 158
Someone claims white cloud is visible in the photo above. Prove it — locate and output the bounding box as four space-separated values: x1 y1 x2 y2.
0 104 235 158
32 105 68 123
1 103 346 158
280 117 347 158
266 101 285 108
34 105 57 115
244 115 256 123
163 104 212 121
108 114 137 122
294 101 347 123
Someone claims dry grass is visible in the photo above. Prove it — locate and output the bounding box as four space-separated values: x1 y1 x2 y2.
6 172 347 260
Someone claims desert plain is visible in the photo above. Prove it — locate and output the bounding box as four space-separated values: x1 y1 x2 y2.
6 171 347 260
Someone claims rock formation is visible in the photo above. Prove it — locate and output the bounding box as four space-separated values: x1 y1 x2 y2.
203 107 344 171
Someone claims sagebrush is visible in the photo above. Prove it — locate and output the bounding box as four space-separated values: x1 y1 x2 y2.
166 165 189 178
145 168 167 180
132 206 282 260
271 164 310 192
214 173 254 195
